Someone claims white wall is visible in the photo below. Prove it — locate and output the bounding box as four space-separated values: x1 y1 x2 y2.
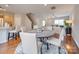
72 5 79 47
32 14 70 27
21 15 32 32
14 14 22 27
14 14 32 32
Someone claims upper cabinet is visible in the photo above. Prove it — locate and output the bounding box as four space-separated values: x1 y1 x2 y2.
0 15 4 27
4 15 14 27
0 11 14 27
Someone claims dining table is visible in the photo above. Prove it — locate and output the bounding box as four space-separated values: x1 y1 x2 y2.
29 29 54 42
29 29 53 38
28 29 54 53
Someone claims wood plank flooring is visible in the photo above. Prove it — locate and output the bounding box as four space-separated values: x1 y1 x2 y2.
0 37 20 54
0 35 79 54
64 35 79 54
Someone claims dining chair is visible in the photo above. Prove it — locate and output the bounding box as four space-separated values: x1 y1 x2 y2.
46 26 53 31
8 25 20 40
46 28 65 54
20 27 24 32
53 26 62 34
20 26 26 32
33 25 38 29
19 32 42 54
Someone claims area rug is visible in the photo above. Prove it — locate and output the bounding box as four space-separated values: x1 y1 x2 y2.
42 44 67 54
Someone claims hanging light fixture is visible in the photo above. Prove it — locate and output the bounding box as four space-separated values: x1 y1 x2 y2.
45 6 56 21
44 4 47 6
51 6 56 10
50 6 56 18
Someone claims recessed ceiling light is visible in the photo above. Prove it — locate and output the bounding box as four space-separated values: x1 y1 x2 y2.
44 4 47 6
5 4 9 7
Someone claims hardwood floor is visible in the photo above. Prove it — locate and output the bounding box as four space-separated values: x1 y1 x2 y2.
64 35 79 54
0 35 79 54
0 37 20 54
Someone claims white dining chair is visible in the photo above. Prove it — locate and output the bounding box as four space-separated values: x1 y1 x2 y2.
20 27 24 32
19 32 42 54
33 25 38 29
46 28 65 54
53 26 62 34
46 26 53 31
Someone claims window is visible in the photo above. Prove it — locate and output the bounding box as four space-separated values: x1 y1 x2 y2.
54 19 64 26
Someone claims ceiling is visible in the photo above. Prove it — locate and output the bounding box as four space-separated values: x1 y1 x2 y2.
0 4 74 17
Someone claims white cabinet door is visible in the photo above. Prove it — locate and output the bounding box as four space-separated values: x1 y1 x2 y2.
0 28 8 44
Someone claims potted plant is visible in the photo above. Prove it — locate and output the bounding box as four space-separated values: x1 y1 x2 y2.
64 20 72 35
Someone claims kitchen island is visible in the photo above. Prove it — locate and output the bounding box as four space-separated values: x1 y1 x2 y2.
0 27 9 44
